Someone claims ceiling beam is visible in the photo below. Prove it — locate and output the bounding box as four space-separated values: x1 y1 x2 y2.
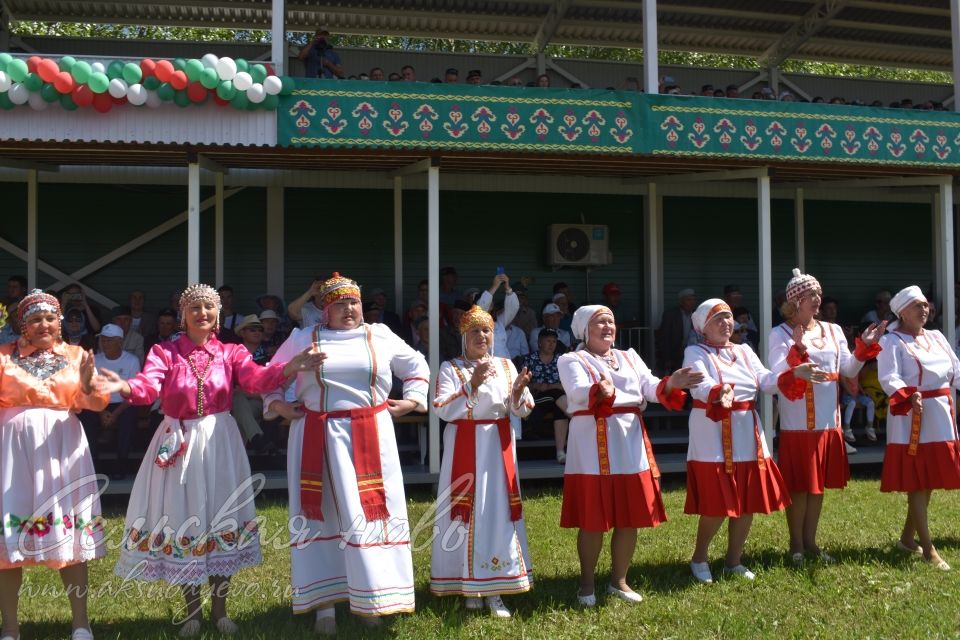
623 168 771 186
757 0 851 68
532 0 572 52
0 157 59 172
388 157 439 178
778 175 951 190
845 0 948 18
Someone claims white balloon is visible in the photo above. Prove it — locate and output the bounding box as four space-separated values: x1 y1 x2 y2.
145 89 162 108
27 91 48 110
246 82 265 103
201 53 219 69
108 78 128 99
127 83 148 106
215 57 237 81
0 71 10 92
8 83 29 105
232 71 252 91
263 75 282 95
91 61 106 74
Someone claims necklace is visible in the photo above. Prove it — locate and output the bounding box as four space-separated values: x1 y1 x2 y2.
187 350 214 416
589 349 619 370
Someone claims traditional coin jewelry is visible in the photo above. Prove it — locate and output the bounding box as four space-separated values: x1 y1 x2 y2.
187 351 214 416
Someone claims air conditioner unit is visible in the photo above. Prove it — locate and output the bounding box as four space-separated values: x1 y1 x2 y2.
548 224 611 266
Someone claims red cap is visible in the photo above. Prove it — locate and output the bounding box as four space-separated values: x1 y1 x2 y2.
602 282 621 295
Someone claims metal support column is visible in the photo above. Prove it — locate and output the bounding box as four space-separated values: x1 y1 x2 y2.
214 172 225 287
26 170 37 290
271 0 285 75
641 0 659 94
427 165 441 475
938 179 956 348
394 176 404 317
187 162 200 285
952 0 960 113
757 173 774 450
644 182 663 362
266 186 285 296
794 188 805 271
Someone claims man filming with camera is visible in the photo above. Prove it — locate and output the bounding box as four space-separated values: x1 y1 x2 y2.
299 26 345 79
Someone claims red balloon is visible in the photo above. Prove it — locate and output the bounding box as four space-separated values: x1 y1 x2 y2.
155 60 174 83
73 84 94 107
140 58 157 78
37 58 59 83
212 94 229 106
186 82 207 102
26 56 41 72
169 70 188 90
53 71 75 94
92 92 113 113
111 95 127 105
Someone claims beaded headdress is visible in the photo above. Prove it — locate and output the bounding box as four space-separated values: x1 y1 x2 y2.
178 284 221 331
18 289 61 325
317 272 361 309
459 305 494 334
785 267 821 304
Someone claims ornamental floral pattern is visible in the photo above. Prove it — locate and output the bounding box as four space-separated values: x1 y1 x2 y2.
121 520 259 560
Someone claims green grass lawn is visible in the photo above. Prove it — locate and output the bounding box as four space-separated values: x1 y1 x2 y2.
14 475 960 639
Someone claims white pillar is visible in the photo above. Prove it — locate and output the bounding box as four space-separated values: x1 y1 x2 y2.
26 170 38 290
938 179 956 348
769 67 780 95
933 192 943 297
644 183 663 363
394 176 404 317
794 188 805 271
266 186 285 296
187 162 200 285
427 165 441 475
215 172 225 287
641 0 659 94
272 0 285 75
757 174 774 450
952 0 960 112
536 52 546 76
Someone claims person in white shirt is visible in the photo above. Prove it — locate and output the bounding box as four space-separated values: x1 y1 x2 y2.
91 323 141 479
476 273 519 358
529 303 572 352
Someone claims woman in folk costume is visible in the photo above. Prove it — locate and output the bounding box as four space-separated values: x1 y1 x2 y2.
878 286 960 571
683 299 823 584
430 305 535 618
97 284 322 638
558 305 702 606
768 268 885 564
262 273 429 635
0 292 108 640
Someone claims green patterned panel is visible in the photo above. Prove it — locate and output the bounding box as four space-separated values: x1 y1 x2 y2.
277 79 640 154
644 94 960 169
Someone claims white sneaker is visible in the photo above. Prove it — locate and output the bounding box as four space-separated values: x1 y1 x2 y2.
606 584 643 603
723 564 756 580
177 620 201 638
485 595 511 618
865 426 878 442
576 590 596 607
845 441 857 455
690 561 713 583
556 450 566 464
464 596 483 610
71 630 94 640
842 427 855 443
215 617 238 635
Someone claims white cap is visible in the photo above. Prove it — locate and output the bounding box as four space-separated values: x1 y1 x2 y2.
99 323 124 339
542 303 562 316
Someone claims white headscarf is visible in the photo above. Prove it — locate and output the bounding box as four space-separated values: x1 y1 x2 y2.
570 304 613 346
692 298 732 335
888 285 926 331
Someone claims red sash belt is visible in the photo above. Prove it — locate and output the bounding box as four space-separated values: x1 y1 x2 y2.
301 402 389 522
692 400 766 474
572 405 659 479
908 388 952 456
450 417 521 524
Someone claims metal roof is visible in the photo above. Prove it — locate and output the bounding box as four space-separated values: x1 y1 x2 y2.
4 0 957 71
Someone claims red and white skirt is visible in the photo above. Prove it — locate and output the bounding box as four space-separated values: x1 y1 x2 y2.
684 459 790 518
777 427 849 494
881 440 960 492
560 471 666 532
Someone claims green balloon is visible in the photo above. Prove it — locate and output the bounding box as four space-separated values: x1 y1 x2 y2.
279 76 295 96
249 64 267 84
59 93 78 111
0 92 13 110
199 67 219 89
23 73 43 92
143 76 161 90
174 90 190 107
7 58 28 83
184 59 204 82
71 60 91 84
58 56 76 72
230 90 249 110
216 80 236 100
121 62 142 85
40 83 60 103
235 58 249 73
88 71 109 94
0 52 11 72
262 93 279 110
107 60 124 80
157 82 175 101
173 57 186 71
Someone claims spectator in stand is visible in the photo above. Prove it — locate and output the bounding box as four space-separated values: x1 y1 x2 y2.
511 283 538 336
5 274 26 304
109 305 145 365
829 96 846 105
467 69 482 85
781 91 796 102
412 317 430 358
87 323 141 478
537 73 550 88
530 303 571 352
145 307 178 351
0 301 17 344
658 75 675 93
732 306 759 351
601 282 625 322
506 316 530 360
440 266 461 306
231 314 275 453
760 87 775 100
217 285 243 333
370 67 385 81
656 288 698 374
862 289 895 325
62 307 96 350
388 72 402 81
713 88 725 97
440 300 470 361
401 64 416 81
477 274 519 358
700 84 714 96
288 279 323 328
364 302 383 324
751 91 764 100
900 98 913 109
553 281 577 310
403 300 428 348
841 367 877 445
299 27 345 79
812 96 825 103
724 285 756 332
725 84 739 98
553 292 573 333
368 287 402 334
258 309 286 359
60 284 101 334
444 67 459 83
507 76 523 87
417 279 429 305
128 289 155 338
522 328 569 464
